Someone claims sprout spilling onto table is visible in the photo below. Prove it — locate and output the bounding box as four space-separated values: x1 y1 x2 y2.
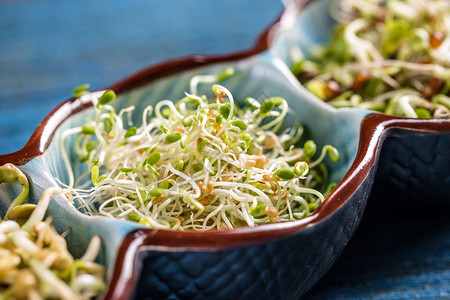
291 0 450 118
62 72 340 231
0 163 105 300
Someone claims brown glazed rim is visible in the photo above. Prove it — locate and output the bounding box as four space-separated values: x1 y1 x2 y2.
0 0 449 299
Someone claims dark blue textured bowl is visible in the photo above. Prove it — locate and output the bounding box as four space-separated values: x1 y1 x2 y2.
0 0 449 299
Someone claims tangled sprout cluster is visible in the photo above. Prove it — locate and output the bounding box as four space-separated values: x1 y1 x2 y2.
0 163 105 300
63 74 339 231
292 0 450 118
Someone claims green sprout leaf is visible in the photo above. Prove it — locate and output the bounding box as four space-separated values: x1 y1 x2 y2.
303 140 317 159
91 165 99 184
165 132 182 144
81 126 96 135
146 152 161 165
125 126 137 138
72 83 90 98
98 90 116 106
197 138 208 153
249 204 267 217
274 168 295 180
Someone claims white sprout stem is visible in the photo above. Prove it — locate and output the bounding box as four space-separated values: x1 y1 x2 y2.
22 187 64 232
292 186 325 203
214 182 273 206
80 235 102 262
397 95 418 118
28 259 82 300
344 18 383 63
60 127 82 188
190 75 218 95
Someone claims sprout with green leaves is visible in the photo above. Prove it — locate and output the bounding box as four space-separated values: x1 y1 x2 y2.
61 75 340 230
291 0 450 118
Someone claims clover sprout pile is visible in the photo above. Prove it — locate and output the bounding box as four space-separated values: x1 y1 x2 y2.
292 0 450 118
62 72 340 231
0 164 105 300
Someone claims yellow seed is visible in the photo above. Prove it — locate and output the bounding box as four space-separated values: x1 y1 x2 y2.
269 216 278 223
253 145 263 155
255 155 269 168
262 174 271 181
153 194 165 204
222 172 234 182
245 159 256 167
207 109 219 119
118 174 127 180
173 126 185 133
7 204 37 220
199 199 211 206
215 124 223 136
264 137 276 148
265 206 279 218
204 181 214 194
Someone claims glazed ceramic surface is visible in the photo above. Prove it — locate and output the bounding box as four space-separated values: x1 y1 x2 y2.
1 0 449 299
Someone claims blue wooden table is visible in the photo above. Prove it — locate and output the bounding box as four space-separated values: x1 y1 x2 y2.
0 0 449 299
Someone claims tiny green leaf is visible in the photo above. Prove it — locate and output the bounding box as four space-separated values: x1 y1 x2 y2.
270 97 285 107
197 138 208 153
304 140 317 158
220 104 231 118
212 84 226 96
217 67 235 82
120 167 134 173
182 115 194 128
98 90 116 105
91 165 99 184
165 132 182 143
415 108 431 119
180 135 189 149
230 120 247 131
146 152 161 165
104 117 113 133
149 188 164 197
274 168 295 180
192 163 203 172
259 99 275 116
72 83 90 98
245 97 261 110
125 127 137 138
325 146 340 162
81 126 96 135
127 213 140 222
249 204 267 217
160 180 170 189
175 160 184 171
160 125 169 134
86 141 96 152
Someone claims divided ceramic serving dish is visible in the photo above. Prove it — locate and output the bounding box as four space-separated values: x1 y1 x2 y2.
1 0 449 299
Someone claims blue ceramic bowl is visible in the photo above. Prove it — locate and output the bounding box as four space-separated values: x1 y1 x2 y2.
1 0 449 299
